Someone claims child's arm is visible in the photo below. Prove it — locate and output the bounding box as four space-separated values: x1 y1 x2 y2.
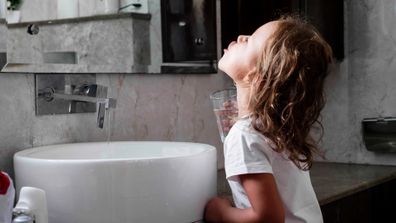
205 173 284 223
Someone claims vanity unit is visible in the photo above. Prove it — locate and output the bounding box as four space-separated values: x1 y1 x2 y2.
312 162 396 223
218 162 396 223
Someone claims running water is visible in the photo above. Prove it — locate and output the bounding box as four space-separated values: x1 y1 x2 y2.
106 108 113 144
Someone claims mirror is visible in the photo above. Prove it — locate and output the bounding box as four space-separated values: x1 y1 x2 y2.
0 0 218 74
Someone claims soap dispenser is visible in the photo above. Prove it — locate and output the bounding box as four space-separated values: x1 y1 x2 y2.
362 117 396 152
12 187 48 223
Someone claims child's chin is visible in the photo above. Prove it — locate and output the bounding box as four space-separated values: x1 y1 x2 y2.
218 59 227 73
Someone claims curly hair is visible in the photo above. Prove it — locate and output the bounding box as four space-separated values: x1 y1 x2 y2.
248 16 333 170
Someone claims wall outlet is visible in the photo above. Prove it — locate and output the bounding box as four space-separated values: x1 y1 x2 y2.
119 0 148 14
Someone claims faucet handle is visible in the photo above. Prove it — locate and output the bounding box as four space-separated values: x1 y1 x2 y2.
97 98 117 128
73 84 108 98
73 84 96 97
97 103 106 129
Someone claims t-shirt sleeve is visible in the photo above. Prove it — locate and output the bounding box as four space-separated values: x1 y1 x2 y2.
224 128 274 181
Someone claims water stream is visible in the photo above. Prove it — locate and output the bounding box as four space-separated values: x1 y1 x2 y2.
106 108 113 144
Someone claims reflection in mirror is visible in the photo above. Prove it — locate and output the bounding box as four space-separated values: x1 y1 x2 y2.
5 0 148 24
1 0 219 74
4 13 153 73
161 0 217 73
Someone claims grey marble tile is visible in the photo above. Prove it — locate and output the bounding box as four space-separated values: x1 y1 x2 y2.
0 23 6 52
318 0 396 165
0 72 233 176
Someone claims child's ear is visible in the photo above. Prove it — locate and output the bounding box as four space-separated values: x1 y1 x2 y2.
244 67 257 84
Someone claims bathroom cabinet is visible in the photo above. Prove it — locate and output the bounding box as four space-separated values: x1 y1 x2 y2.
321 178 396 223
160 0 217 73
161 0 217 63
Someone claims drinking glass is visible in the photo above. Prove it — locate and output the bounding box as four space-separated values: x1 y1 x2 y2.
210 89 238 142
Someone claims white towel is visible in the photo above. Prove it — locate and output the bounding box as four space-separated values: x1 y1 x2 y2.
0 171 15 223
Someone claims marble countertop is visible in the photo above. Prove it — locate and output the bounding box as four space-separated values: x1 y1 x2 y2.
217 162 396 206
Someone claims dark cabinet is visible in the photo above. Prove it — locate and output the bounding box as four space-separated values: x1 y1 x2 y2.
321 178 396 223
161 0 217 64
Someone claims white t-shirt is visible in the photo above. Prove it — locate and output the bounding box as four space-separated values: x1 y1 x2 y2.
224 117 323 223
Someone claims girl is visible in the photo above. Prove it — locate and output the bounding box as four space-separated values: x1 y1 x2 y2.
204 16 333 223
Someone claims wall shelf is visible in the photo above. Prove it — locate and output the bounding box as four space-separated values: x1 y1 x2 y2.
6 12 151 28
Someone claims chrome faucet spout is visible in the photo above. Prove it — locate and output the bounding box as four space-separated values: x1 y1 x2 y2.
51 92 117 109
38 85 117 129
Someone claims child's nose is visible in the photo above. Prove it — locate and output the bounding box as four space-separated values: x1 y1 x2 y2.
237 35 249 43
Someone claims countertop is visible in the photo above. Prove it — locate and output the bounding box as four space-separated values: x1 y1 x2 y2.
217 162 396 206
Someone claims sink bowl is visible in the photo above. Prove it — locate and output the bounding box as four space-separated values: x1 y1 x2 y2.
14 141 217 223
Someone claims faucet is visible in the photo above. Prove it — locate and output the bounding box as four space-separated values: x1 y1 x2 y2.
38 84 117 128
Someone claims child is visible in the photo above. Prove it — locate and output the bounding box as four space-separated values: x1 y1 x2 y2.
204 16 332 223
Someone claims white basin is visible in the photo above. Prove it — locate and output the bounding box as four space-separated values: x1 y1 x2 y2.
14 141 217 223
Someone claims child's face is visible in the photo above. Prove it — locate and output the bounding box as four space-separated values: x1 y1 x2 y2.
219 21 278 84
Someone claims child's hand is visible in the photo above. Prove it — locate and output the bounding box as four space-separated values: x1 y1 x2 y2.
204 196 232 222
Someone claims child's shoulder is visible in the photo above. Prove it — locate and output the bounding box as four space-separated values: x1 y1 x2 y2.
226 117 277 157
230 117 269 142
232 117 256 134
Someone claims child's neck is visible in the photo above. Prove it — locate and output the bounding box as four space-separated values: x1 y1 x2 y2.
235 84 251 118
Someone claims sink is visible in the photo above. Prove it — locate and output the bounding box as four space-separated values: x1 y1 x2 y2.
14 141 217 223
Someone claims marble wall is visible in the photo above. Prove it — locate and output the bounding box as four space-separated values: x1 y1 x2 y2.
0 72 232 177
320 0 396 165
2 0 396 178
0 20 6 51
